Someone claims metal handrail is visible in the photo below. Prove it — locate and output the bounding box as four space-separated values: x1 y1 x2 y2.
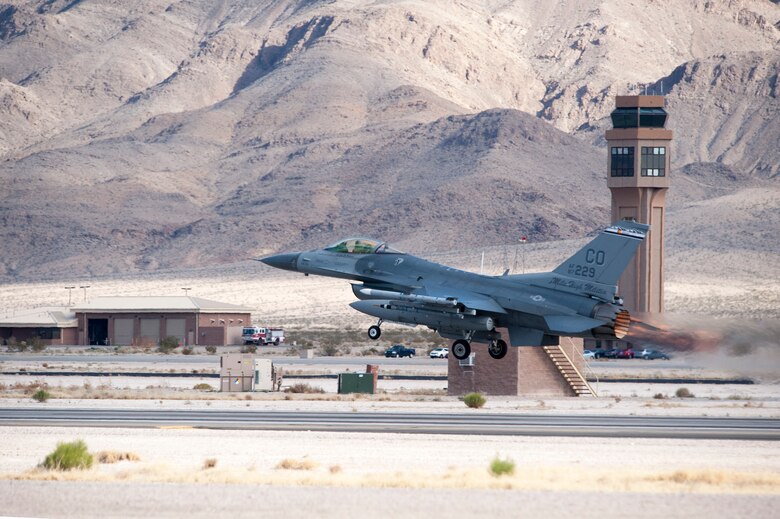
559 339 599 397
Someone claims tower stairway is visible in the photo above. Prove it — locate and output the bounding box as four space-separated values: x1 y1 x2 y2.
543 345 598 397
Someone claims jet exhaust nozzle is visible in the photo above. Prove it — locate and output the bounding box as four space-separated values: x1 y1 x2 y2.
591 304 631 340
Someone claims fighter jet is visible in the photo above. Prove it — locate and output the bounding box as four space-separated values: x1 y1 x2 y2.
260 220 647 361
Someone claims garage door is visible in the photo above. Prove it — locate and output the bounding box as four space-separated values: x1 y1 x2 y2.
165 319 186 344
139 318 160 344
114 318 134 346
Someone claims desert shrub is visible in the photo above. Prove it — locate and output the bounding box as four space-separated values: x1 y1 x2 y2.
276 458 318 470
193 383 214 391
489 456 516 477
97 451 140 463
203 458 217 469
284 383 325 394
157 336 180 354
653 393 667 399
181 346 194 355
8 337 27 352
320 344 339 356
32 389 51 402
42 440 93 471
676 387 694 398
362 347 381 356
240 344 257 354
29 336 46 352
463 392 486 409
205 345 217 354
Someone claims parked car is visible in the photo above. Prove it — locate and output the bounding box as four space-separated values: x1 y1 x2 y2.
583 349 596 359
429 347 449 359
616 348 635 359
384 345 416 358
639 348 671 360
601 348 620 359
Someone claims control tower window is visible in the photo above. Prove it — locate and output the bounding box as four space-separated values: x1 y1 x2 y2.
641 147 666 176
610 147 635 177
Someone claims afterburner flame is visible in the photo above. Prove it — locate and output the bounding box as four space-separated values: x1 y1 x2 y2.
614 309 630 339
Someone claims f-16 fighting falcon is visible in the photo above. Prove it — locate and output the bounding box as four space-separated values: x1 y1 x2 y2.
260 220 647 361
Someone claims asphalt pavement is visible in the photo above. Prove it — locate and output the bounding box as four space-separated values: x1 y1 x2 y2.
1 408 777 440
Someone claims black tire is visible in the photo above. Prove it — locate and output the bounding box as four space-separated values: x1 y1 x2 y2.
368 325 381 340
408 353 414 358
488 339 508 360
452 340 471 360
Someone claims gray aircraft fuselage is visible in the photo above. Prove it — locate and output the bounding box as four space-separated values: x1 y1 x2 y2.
261 221 647 360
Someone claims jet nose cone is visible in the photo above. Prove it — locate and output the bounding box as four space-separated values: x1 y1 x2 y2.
260 252 301 272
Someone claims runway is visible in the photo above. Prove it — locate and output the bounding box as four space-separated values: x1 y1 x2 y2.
1 408 777 440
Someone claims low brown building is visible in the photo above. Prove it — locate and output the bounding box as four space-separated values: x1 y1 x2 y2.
1 296 252 347
71 296 252 346
0 307 78 346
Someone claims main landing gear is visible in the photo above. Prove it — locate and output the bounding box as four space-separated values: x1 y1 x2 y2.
488 339 508 360
452 339 471 360
451 338 508 361
367 320 382 340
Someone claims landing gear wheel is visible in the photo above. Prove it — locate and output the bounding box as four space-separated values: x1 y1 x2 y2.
488 339 508 360
367 325 381 340
452 339 471 360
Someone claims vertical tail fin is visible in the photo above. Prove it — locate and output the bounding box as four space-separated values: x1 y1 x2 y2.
553 220 649 287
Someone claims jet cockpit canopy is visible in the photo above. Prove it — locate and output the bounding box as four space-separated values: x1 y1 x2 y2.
324 238 404 254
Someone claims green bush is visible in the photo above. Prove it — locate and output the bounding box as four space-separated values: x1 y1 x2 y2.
193 383 214 391
157 336 180 354
675 387 694 398
42 440 93 471
205 345 217 355
32 389 51 402
463 392 486 409
489 456 516 477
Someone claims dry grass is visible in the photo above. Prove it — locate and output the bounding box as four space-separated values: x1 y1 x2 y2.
7 464 779 495
275 458 319 471
97 451 141 464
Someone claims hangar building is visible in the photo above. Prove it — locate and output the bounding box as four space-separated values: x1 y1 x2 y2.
1 296 252 347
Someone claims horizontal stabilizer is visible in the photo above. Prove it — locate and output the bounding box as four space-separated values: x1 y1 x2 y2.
544 315 606 334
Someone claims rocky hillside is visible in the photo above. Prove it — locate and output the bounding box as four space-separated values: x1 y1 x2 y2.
0 0 778 279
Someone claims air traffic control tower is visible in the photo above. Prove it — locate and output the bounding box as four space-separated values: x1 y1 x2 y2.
606 95 671 315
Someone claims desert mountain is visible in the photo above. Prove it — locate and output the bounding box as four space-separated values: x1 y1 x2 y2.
0 0 778 280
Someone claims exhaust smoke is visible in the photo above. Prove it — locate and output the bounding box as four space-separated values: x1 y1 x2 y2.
626 313 780 380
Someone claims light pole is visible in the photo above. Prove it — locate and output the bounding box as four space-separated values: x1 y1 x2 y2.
182 287 191 296
64 286 75 306
79 285 90 302
520 236 527 274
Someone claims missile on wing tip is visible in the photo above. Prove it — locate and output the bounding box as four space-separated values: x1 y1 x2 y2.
355 287 459 307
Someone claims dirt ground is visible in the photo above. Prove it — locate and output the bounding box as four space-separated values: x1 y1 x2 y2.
1 353 778 517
